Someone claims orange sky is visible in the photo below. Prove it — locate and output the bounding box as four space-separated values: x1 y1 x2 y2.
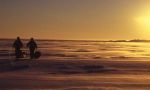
1 0 150 40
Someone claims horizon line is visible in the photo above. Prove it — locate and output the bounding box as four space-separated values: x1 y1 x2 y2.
0 38 150 42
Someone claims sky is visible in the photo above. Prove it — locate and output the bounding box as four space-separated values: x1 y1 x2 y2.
0 0 150 40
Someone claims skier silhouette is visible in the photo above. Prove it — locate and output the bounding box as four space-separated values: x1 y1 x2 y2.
13 37 23 59
27 38 37 59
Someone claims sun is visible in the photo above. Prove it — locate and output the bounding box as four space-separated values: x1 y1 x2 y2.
135 15 150 35
134 10 150 39
134 5 150 27
136 15 150 27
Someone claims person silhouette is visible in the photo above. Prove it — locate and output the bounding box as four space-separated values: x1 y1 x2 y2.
13 37 23 59
27 38 37 59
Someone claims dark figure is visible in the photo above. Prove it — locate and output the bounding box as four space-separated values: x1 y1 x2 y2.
27 38 37 59
13 37 23 59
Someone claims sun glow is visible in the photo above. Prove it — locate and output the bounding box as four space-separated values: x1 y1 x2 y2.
136 15 150 27
134 9 150 39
